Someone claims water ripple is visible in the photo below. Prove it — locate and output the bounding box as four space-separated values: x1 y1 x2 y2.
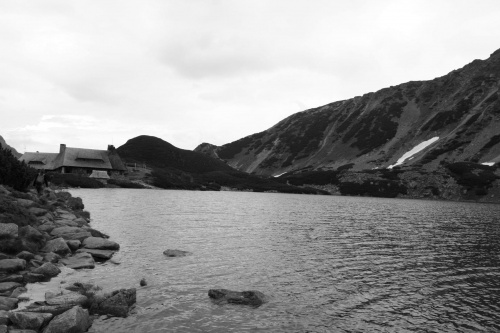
65 189 500 333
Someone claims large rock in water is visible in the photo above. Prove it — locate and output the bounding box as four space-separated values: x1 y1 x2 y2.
91 288 136 318
32 262 61 278
41 238 71 256
163 249 192 257
0 259 26 273
82 237 119 250
76 248 115 260
0 282 23 294
8 312 53 331
60 253 95 269
208 289 267 307
42 306 91 333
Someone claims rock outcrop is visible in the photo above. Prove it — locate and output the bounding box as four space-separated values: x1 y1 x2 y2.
208 289 268 307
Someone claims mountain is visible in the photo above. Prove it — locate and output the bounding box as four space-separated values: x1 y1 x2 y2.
117 135 327 194
195 48 500 177
0 135 21 158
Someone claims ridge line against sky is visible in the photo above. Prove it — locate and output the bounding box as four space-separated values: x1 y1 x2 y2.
1 0 500 153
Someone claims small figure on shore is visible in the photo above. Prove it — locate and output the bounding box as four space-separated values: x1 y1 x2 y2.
33 169 49 194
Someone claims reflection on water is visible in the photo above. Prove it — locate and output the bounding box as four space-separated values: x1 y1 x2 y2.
62 189 500 332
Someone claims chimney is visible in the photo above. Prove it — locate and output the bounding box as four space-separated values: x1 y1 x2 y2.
107 145 115 151
59 144 66 154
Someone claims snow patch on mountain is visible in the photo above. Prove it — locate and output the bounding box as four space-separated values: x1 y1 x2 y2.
388 137 439 169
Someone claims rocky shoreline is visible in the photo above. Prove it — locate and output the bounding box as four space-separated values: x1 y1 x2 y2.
0 185 135 333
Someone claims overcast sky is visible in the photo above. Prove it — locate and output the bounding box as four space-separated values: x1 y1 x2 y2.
2 0 500 153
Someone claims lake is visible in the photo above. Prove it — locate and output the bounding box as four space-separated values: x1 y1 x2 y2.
59 189 500 332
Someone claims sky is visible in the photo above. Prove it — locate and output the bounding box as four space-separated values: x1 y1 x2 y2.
1 0 500 154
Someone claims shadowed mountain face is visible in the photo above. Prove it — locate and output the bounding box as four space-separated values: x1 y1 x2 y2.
195 48 500 176
116 135 328 194
0 135 21 158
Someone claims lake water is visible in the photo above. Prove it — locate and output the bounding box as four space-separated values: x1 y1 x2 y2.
61 189 500 332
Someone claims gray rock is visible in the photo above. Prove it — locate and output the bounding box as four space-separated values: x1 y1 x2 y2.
41 238 71 256
10 286 27 298
73 218 89 228
59 232 92 242
43 252 61 263
82 237 119 251
42 305 91 333
16 251 35 262
95 289 136 318
60 253 95 269
15 198 35 207
8 312 53 330
0 296 18 310
32 263 61 278
0 259 26 273
66 240 81 251
0 223 18 238
75 249 115 260
23 273 47 283
163 249 192 257
22 304 73 316
0 275 23 283
0 325 7 333
54 219 79 227
50 227 85 237
0 310 8 324
0 282 22 293
208 289 268 307
37 223 56 233
28 207 48 217
56 212 77 221
19 226 43 240
0 254 9 260
87 228 109 239
46 292 88 307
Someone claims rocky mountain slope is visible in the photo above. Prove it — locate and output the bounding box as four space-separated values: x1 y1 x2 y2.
0 135 21 158
195 48 500 177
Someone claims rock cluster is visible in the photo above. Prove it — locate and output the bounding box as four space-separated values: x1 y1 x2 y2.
0 185 131 332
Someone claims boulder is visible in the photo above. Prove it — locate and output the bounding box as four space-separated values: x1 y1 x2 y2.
56 212 77 221
0 310 8 324
82 237 119 251
67 197 84 211
163 249 192 257
0 282 22 294
28 259 44 268
19 226 43 240
23 304 74 316
46 292 88 308
15 198 35 207
0 296 18 310
87 228 109 239
32 263 61 278
37 223 56 234
0 223 18 238
23 273 47 283
208 289 267 307
16 251 35 262
0 325 6 333
94 289 136 318
28 207 48 217
42 306 91 333
50 227 84 237
0 275 23 283
43 252 61 263
0 254 9 260
75 249 115 260
66 240 81 251
54 220 79 228
10 286 27 298
59 232 92 242
73 218 89 228
0 259 26 273
60 253 95 269
8 312 52 331
41 238 71 256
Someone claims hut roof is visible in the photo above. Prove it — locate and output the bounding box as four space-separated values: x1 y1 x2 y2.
55 147 113 170
19 152 59 169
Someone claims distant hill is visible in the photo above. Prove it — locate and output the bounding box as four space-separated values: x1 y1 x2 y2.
195 48 500 176
117 135 327 194
0 135 21 158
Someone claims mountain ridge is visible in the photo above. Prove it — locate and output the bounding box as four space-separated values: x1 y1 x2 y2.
195 47 500 176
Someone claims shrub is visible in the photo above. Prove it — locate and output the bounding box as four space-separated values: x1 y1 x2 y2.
0 143 37 191
107 179 146 189
49 173 105 188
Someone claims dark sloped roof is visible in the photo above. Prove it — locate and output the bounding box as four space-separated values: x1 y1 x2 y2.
55 147 112 170
19 152 59 169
